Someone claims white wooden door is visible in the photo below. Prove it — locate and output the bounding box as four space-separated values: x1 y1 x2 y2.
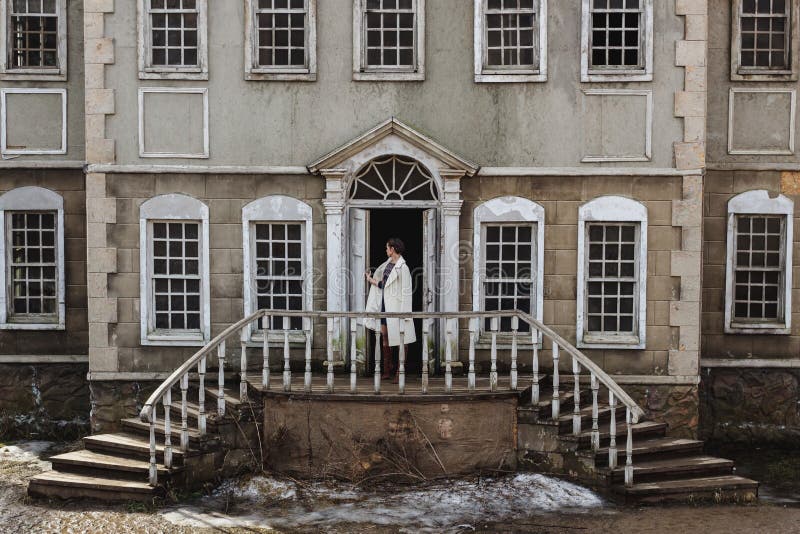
348 208 369 371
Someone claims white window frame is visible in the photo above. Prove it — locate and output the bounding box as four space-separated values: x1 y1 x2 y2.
473 0 547 83
577 196 648 349
0 88 67 156
0 186 65 330
138 87 209 159
0 0 66 81
581 88 653 162
139 193 210 346
353 0 426 81
728 88 797 155
731 0 800 81
472 196 544 344
725 190 794 334
244 0 317 81
242 195 313 344
580 0 653 82
137 0 208 80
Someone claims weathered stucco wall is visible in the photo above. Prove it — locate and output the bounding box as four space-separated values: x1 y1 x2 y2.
103 0 685 168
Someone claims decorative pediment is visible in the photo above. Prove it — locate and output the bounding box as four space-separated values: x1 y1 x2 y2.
307 117 479 177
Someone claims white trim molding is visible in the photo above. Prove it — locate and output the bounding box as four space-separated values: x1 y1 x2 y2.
137 0 209 80
580 0 653 82
727 88 797 155
472 196 544 341
139 194 211 346
242 195 314 343
702 358 800 369
581 89 653 163
0 0 67 81
244 0 317 81
0 88 67 156
0 186 65 330
724 190 794 335
730 0 800 82
577 196 648 349
138 87 210 159
473 0 548 83
352 0 426 81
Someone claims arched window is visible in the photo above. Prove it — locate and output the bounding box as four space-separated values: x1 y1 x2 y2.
139 194 210 346
348 155 438 201
0 186 65 329
725 190 794 334
577 196 648 349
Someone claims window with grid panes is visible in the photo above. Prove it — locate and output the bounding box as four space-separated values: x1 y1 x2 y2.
739 0 790 70
484 0 537 69
148 0 199 67
254 222 304 330
585 223 638 336
7 212 57 321
589 0 644 69
151 221 201 332
254 0 308 69
363 0 417 70
8 0 59 69
732 215 786 322
482 224 534 333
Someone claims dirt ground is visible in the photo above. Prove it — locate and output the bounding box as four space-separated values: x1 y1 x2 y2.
2 442 799 534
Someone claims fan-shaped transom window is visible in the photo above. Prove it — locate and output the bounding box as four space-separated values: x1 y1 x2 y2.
349 155 438 201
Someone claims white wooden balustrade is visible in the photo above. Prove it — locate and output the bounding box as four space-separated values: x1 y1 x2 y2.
139 309 646 487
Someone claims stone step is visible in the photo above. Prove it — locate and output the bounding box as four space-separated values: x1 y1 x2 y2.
28 470 162 502
604 455 735 484
83 432 189 463
587 437 705 467
120 417 219 448
615 475 759 505
554 404 627 433
561 421 667 449
50 449 176 481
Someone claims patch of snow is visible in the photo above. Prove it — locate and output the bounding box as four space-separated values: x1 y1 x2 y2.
162 473 604 532
0 441 53 469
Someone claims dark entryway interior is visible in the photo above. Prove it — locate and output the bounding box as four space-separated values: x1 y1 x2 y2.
368 208 424 374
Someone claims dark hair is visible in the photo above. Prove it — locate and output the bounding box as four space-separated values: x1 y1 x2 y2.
386 237 405 255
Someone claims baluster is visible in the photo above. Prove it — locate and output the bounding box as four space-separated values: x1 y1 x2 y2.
608 391 618 469
148 410 158 486
240 341 248 402
510 316 518 391
572 356 581 436
625 407 634 486
421 319 429 394
398 328 406 394
489 317 498 392
468 317 477 392
282 316 291 392
551 342 560 419
374 316 381 394
304 317 313 392
198 355 207 435
590 374 600 450
326 317 334 393
262 316 270 389
217 341 226 417
445 318 453 393
163 389 172 469
531 329 540 404
350 318 358 393
180 374 189 451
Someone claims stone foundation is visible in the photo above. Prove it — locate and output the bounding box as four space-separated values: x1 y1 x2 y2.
625 384 699 439
88 380 159 434
0 363 90 441
700 368 800 447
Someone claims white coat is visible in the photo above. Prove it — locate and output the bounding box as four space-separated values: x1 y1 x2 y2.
364 256 417 347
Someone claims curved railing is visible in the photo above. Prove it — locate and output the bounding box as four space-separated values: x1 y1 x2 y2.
139 309 645 487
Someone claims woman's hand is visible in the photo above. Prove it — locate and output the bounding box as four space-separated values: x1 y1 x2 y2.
364 270 375 286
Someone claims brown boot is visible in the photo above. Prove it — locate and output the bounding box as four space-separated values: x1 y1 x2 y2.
381 343 394 380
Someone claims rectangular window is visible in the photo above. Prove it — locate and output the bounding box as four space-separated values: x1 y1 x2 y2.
7 211 58 322
354 0 424 80
482 224 534 333
254 222 304 331
581 0 652 81
585 223 639 338
1 0 66 79
255 0 308 69
151 221 202 332
739 0 790 71
138 0 207 79
483 0 538 69
732 215 786 323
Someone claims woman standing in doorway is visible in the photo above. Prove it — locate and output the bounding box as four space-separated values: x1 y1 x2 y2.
365 238 417 381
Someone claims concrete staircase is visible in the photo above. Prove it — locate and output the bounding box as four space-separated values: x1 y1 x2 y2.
518 383 759 505
28 385 258 502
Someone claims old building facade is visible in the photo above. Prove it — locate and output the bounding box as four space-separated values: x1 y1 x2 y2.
2 0 794 447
